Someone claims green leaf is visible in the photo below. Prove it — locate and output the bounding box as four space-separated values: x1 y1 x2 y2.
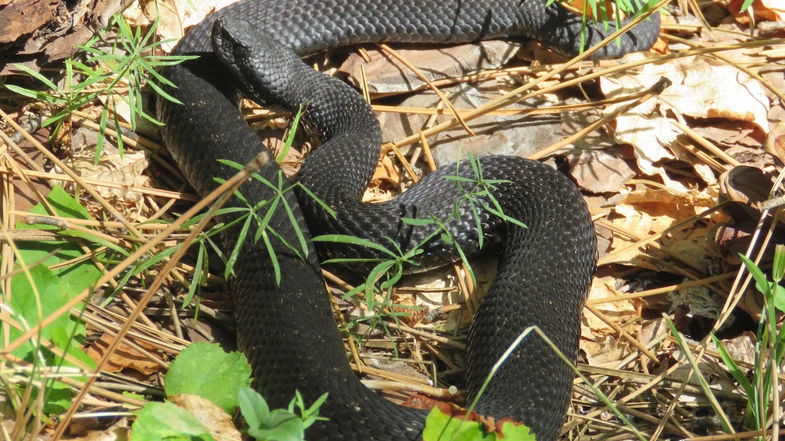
500 420 536 440
773 284 785 312
183 243 206 308
164 342 252 413
224 213 254 279
31 185 92 221
313 234 395 257
5 84 60 102
9 256 93 363
261 229 282 285
131 402 215 441
401 217 436 227
294 183 336 219
239 388 306 441
58 229 130 256
6 186 103 388
16 186 103 289
773 244 785 283
280 190 310 258
422 407 492 441
12 63 59 90
33 381 73 414
666 319 734 433
238 387 270 431
297 392 328 429
247 410 304 441
277 103 306 163
739 254 770 296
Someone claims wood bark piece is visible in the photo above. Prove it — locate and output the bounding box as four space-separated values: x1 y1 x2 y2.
0 0 124 74
0 0 54 44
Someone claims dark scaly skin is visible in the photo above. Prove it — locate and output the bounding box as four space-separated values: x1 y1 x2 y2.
157 1 658 440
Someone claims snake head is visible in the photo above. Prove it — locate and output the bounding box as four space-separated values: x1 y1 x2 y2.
211 17 300 109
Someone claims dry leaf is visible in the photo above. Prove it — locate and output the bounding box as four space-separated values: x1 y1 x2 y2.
638 318 670 349
169 394 242 441
764 122 785 162
66 148 151 208
127 0 243 52
604 187 717 267
601 55 770 188
580 334 632 367
729 0 785 21
341 41 520 94
580 276 640 367
366 154 402 200
62 419 129 441
584 276 637 332
712 331 756 365
86 333 161 376
570 148 636 193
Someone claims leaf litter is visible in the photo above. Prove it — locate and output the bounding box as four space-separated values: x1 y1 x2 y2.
2 0 785 439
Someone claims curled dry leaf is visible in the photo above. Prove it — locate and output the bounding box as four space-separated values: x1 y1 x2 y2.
601 55 770 189
764 122 785 162
364 154 402 202
719 165 772 207
604 187 719 268
168 394 242 441
580 276 639 367
65 149 151 218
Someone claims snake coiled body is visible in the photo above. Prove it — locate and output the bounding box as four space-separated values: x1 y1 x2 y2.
157 2 658 440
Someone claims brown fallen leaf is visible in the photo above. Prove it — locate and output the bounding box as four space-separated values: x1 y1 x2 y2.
600 55 770 189
370 154 402 189
61 419 129 441
570 147 636 193
764 122 785 162
86 333 162 376
729 0 785 21
580 276 640 367
713 331 756 365
168 394 242 441
64 143 152 211
603 186 719 268
127 0 243 52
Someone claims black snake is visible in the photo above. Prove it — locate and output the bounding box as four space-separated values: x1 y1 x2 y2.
157 1 659 440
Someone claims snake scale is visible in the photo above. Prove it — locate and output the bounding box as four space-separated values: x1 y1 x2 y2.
156 1 659 440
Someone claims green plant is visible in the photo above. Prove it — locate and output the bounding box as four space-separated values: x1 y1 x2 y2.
108 104 327 310
313 153 526 333
130 342 327 441
423 407 535 441
5 14 196 160
215 161 335 285
1 186 102 421
712 247 785 435
239 388 328 441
